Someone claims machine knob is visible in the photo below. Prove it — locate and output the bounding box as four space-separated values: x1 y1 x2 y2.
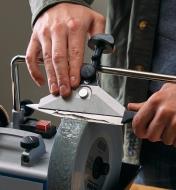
81 63 96 82
20 136 39 150
20 99 34 117
88 34 114 54
92 157 110 179
81 34 115 83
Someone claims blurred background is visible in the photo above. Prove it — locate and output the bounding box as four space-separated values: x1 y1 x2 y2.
0 0 107 118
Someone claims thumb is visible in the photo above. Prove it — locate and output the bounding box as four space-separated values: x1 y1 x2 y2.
127 102 145 112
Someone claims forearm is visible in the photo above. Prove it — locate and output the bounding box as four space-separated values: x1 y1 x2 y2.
29 0 94 26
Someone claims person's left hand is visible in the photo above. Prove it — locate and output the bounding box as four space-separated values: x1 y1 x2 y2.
128 83 176 146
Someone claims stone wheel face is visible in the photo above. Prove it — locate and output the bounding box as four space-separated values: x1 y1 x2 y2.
48 118 123 190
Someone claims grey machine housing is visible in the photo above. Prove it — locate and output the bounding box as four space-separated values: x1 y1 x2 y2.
0 55 123 190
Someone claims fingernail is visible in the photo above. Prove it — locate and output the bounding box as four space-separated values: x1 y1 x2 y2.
50 83 59 95
70 76 76 86
60 84 70 97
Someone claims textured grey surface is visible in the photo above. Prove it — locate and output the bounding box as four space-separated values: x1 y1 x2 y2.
48 119 86 190
48 118 123 190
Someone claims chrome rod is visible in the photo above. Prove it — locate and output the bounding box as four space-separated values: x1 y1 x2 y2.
10 55 176 113
99 66 176 82
11 55 26 111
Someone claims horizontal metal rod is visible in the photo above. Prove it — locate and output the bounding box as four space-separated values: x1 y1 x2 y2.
99 66 176 83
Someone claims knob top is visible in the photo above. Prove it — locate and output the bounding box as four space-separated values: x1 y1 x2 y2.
88 34 114 54
20 99 34 117
20 136 39 150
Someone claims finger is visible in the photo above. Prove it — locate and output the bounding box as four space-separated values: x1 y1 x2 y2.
26 33 45 86
68 19 87 88
128 102 145 112
145 113 167 142
132 102 155 139
162 118 176 145
51 23 71 97
89 13 105 36
39 33 59 95
162 127 175 145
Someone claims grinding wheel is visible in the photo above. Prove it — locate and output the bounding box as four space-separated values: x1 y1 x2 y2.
48 118 122 190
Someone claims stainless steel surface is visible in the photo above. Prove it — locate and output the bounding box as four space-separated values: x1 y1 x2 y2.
38 85 125 118
27 104 123 125
99 66 176 82
11 55 26 112
11 55 176 114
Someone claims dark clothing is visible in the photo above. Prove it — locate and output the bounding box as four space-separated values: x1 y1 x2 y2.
150 0 176 93
135 141 176 189
28 0 94 25
137 1 176 188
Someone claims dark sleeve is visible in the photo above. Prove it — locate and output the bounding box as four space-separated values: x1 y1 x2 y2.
28 0 94 26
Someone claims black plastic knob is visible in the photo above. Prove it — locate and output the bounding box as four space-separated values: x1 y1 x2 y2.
20 99 34 117
81 63 96 82
88 34 114 54
20 136 39 150
81 34 115 83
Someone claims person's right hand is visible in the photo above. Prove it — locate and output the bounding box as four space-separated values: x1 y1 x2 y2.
26 3 105 97
128 83 176 146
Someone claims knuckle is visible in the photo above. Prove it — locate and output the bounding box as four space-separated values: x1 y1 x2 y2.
147 92 161 107
67 18 82 31
40 27 49 36
52 51 66 63
25 54 33 64
70 47 82 59
51 20 65 32
31 32 39 42
98 15 106 25
58 76 69 86
43 52 52 63
157 106 172 119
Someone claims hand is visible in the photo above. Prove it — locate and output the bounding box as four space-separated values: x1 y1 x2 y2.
128 83 176 146
26 3 105 96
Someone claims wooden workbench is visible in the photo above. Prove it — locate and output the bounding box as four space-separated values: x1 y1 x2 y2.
130 184 168 190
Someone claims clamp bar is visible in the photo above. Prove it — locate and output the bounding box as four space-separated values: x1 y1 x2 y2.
99 66 176 82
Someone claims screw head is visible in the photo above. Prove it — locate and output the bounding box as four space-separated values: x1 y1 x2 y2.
79 88 89 99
